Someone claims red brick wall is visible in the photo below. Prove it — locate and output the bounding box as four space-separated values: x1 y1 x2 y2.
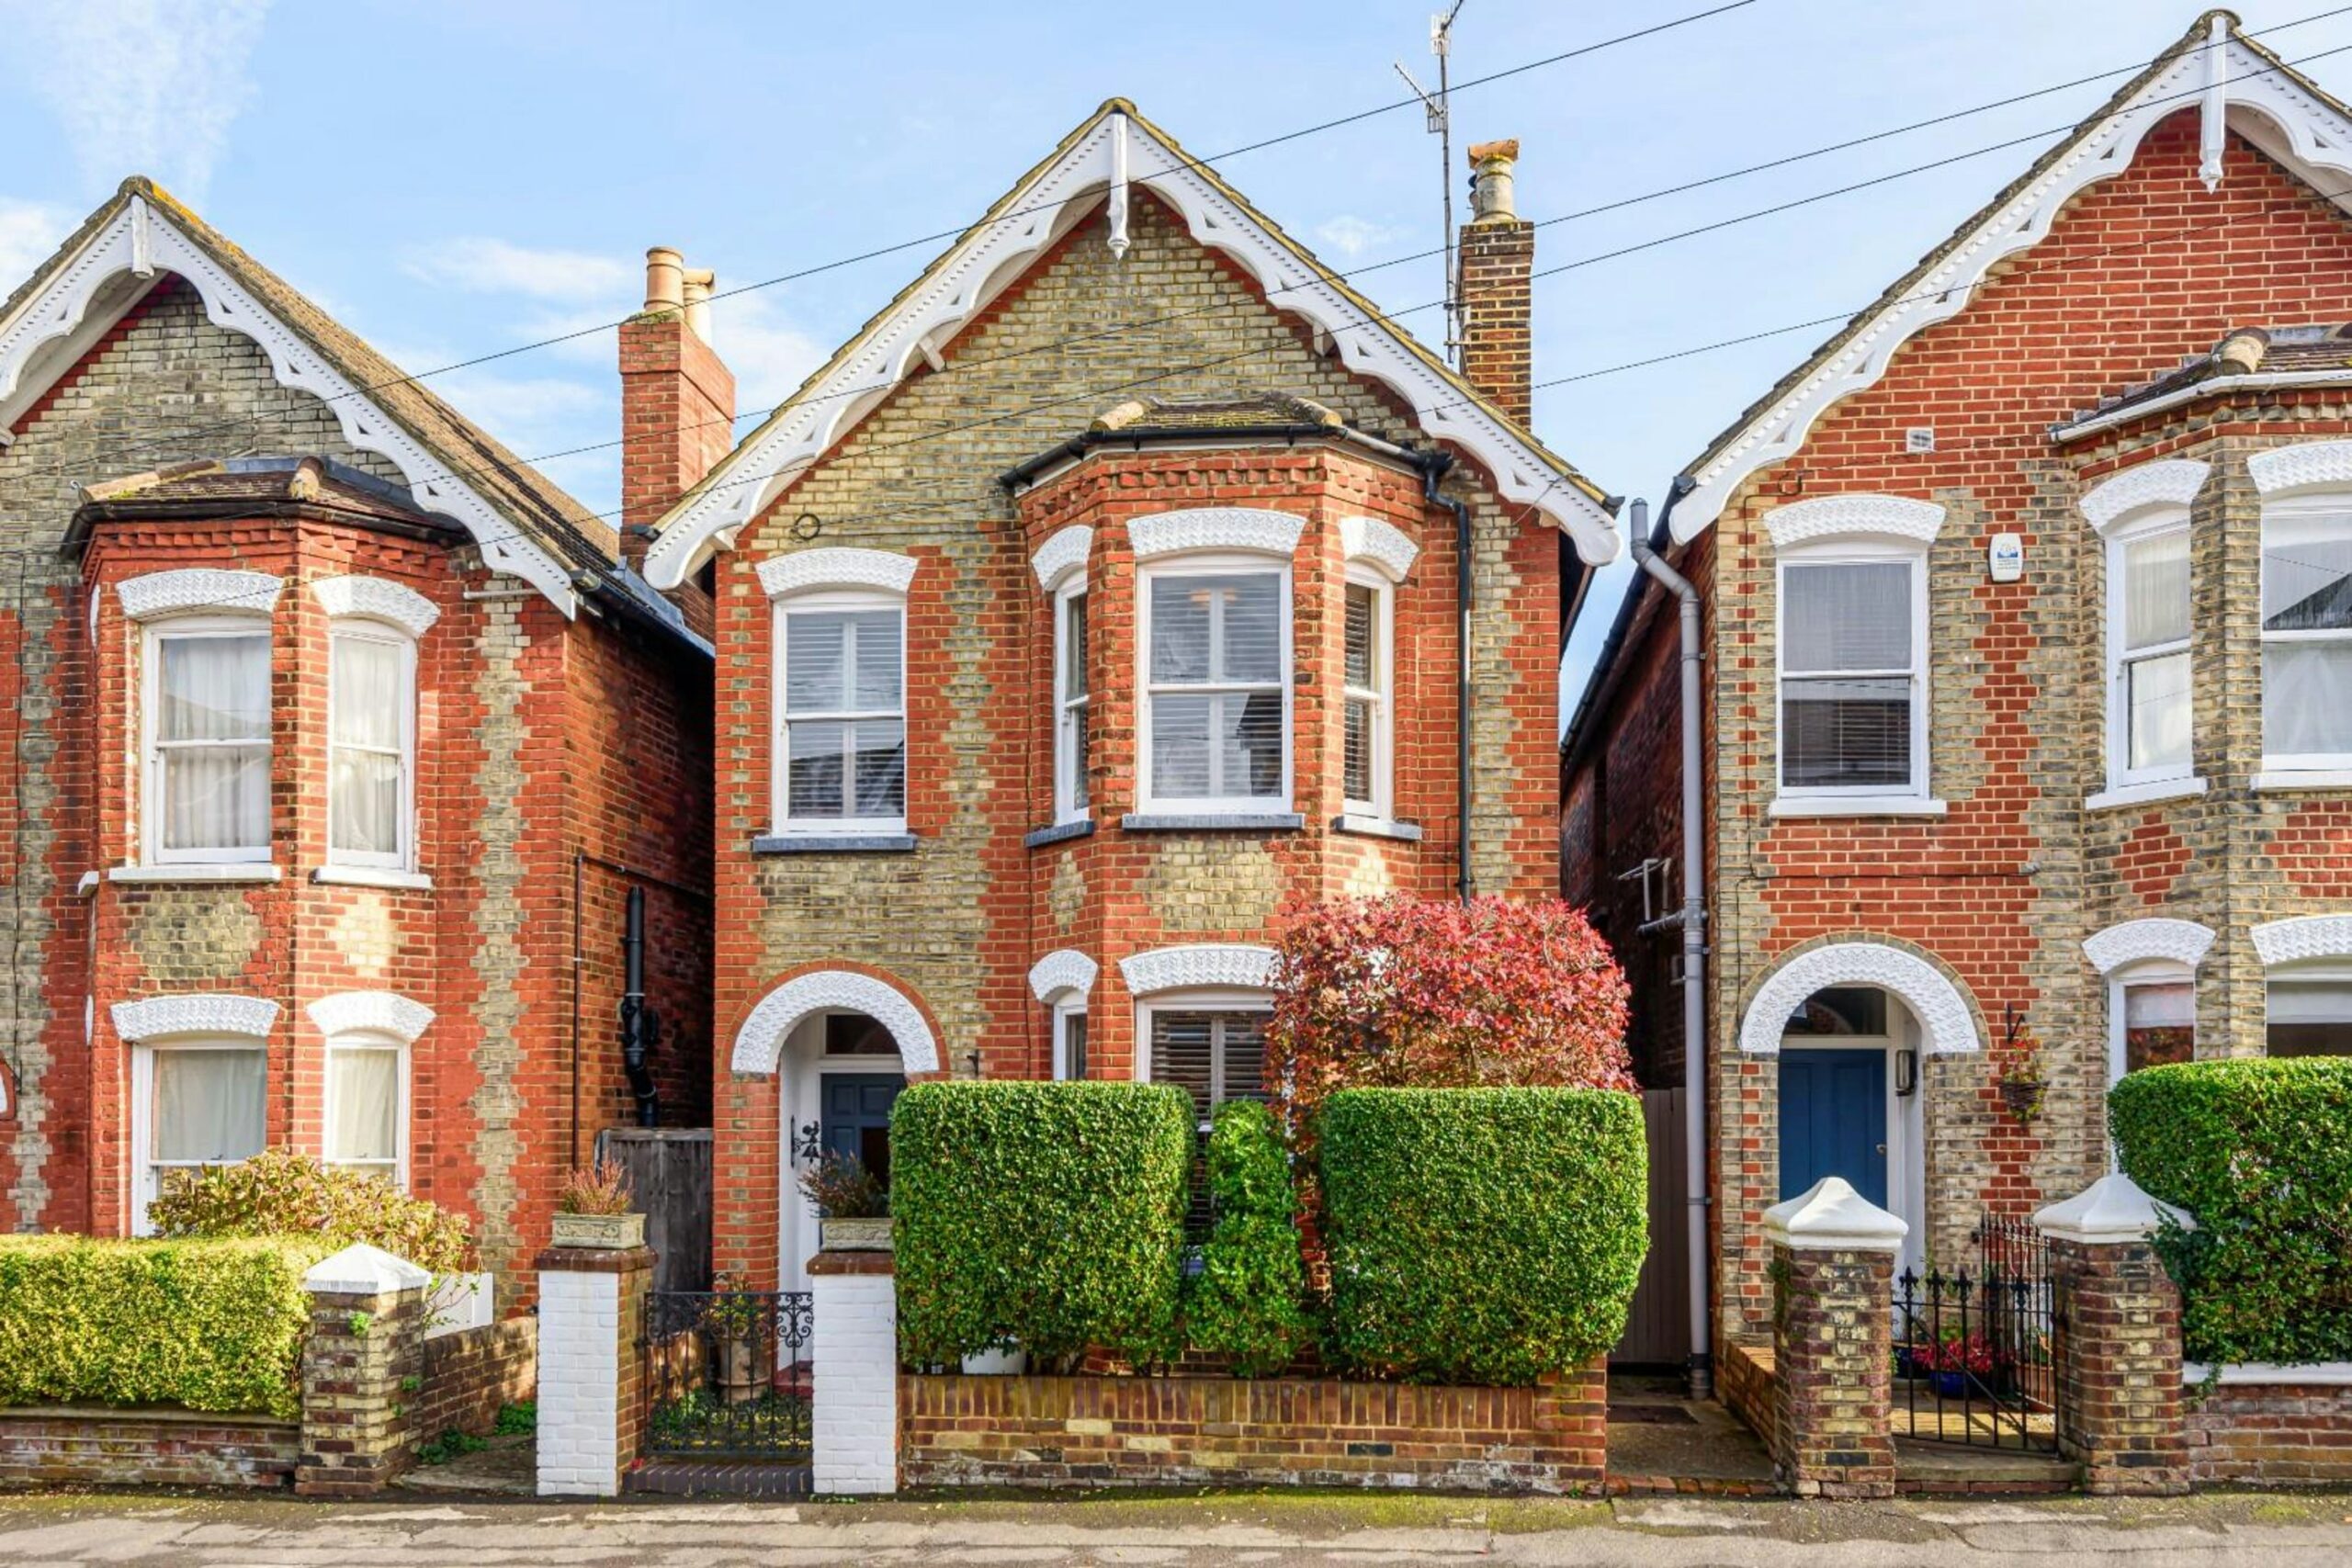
2188 1381 2352 1487
0 1408 298 1489
410 1318 537 1445
900 1366 1607 1493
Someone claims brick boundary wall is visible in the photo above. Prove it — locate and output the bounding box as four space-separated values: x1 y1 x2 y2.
2188 1381 2352 1487
1718 1341 1776 1447
899 1366 1607 1494
0 1408 298 1490
410 1319 537 1446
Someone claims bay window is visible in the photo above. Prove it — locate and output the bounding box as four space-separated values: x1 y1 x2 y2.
147 620 272 862
1055 582 1091 821
2114 974 2196 1078
324 1036 406 1187
775 594 907 831
134 1041 266 1230
2267 975 2352 1057
327 626 416 868
1053 1004 1089 1081
2261 501 2352 771
1341 575 1390 815
2109 521 2193 784
1777 547 1927 800
1139 562 1288 811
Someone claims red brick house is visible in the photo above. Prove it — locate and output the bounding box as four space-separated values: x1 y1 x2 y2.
623 107 1622 1294
0 181 714 1300
1564 11 2352 1387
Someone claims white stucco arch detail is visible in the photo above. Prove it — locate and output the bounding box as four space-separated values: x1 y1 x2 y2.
2079 460 2211 535
118 568 283 621
755 547 919 601
1027 949 1099 1003
729 970 939 1076
1337 516 1419 581
2252 914 2352 969
1126 508 1303 561
1030 525 1093 591
111 993 280 1043
2249 438 2352 498
2084 917 2217 976
1763 495 1945 551
1120 943 1276 996
307 990 435 1044
311 575 440 638
1737 942 1981 1056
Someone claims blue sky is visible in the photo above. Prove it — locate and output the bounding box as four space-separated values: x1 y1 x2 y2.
6 0 2352 713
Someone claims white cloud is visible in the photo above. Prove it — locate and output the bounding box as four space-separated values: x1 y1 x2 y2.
713 290 826 413
5 0 272 202
1314 215 1405 259
402 238 635 305
0 198 73 286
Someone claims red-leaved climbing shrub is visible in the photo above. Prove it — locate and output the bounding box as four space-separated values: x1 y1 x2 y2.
1266 895 1634 1145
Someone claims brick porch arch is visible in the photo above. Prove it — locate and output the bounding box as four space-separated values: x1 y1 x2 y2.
729 970 940 1077
1736 941 1984 1057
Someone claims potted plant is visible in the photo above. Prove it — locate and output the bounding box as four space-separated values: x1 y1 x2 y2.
1993 1017 2045 1124
705 1271 770 1407
1921 1330 2001 1398
551 1156 643 1249
797 1150 890 1251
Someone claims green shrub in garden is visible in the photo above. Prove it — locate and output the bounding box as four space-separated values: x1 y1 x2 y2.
892 1080 1192 1370
1318 1087 1645 1385
147 1147 471 1275
0 1234 333 1416
1185 1100 1313 1374
2110 1057 2352 1365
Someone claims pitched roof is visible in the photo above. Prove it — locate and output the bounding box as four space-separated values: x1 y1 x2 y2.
639 99 1619 590
0 177 622 617
1668 10 2352 540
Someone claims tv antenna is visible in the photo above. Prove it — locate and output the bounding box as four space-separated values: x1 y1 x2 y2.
1395 1 1468 365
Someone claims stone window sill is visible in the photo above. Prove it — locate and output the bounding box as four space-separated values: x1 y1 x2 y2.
312 865 434 891
1331 813 1424 842
1023 819 1095 850
2085 776 2208 812
1766 796 1948 819
752 833 920 854
107 863 283 886
2253 769 2352 793
1120 813 1305 833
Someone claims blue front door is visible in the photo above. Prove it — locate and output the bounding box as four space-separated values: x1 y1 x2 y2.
1779 1048 1887 1208
821 1073 905 1188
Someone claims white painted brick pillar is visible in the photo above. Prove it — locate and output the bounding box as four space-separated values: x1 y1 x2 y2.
535 1245 653 1497
810 1250 898 1495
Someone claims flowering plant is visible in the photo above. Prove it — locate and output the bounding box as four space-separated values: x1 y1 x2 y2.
1918 1331 2005 1376
557 1156 634 1216
1265 895 1634 1151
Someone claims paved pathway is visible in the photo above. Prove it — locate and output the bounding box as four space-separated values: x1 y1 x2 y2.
5 1491 2352 1565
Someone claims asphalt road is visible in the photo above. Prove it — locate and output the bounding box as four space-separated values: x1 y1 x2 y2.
5 1491 2352 1565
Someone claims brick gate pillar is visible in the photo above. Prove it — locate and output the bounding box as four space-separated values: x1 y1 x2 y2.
1765 1177 1906 1498
296 1243 431 1497
534 1242 655 1497
2033 1174 2194 1495
809 1248 898 1495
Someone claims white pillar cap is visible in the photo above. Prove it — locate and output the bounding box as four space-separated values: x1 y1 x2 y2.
1763 1176 1908 1252
302 1242 432 1295
2031 1172 2195 1245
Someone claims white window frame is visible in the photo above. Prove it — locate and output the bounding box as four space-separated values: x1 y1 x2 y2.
322 1031 411 1190
2257 491 2352 778
1772 536 1932 807
324 621 419 872
770 587 910 836
1135 552 1293 816
2265 960 2352 1057
2102 510 2196 792
2106 960 2197 1088
1340 566 1393 818
1051 999 1089 1082
142 615 273 865
129 1037 268 1235
1053 578 1091 824
1135 988 1272 1132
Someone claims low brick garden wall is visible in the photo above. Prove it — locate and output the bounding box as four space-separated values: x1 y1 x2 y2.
1718 1341 1775 1445
900 1367 1608 1494
409 1318 536 1445
2188 1376 2352 1487
0 1407 298 1489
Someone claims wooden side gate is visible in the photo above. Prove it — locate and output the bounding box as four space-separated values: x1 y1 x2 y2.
596 1127 712 1293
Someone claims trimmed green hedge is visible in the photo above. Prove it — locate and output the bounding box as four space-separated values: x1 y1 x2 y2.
0 1235 334 1417
892 1081 1192 1369
1185 1100 1313 1375
2111 1056 2352 1364
1318 1087 1646 1385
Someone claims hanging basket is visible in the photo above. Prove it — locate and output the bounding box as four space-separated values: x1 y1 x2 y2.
1998 1077 2042 1123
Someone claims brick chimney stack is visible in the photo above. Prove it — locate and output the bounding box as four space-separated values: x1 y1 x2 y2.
1457 140 1533 427
620 246 736 570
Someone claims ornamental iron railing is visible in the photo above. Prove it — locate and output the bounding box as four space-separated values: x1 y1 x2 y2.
642 1290 814 1459
1892 1215 2057 1451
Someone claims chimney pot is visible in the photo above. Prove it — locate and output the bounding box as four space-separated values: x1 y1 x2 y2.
1467 138 1520 223
643 246 685 315
1456 138 1533 426
681 268 716 345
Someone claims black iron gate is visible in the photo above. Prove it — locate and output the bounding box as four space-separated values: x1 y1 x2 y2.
642 1290 814 1459
1893 1215 2057 1451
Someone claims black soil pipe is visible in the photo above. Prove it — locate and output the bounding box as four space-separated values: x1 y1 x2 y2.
619 886 662 1128
1425 456 1475 904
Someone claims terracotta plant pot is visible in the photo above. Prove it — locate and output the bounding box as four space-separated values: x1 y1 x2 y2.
820 1216 893 1252
550 1211 645 1249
